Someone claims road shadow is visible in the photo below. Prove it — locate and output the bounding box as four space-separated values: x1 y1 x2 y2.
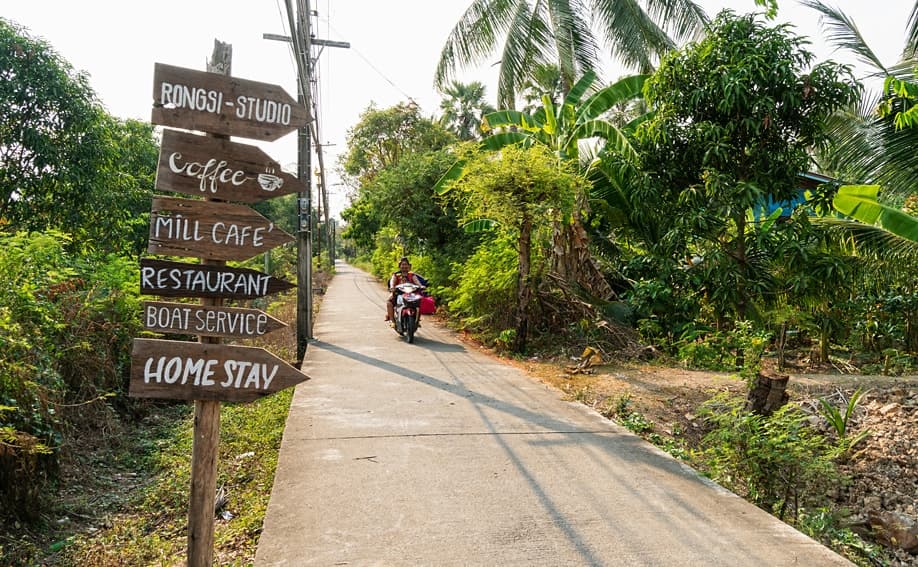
306 338 736 566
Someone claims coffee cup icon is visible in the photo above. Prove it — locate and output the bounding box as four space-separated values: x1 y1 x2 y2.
257 173 284 192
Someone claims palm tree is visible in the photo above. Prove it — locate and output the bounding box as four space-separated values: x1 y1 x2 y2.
802 0 918 200
438 81 496 141
434 0 707 109
519 63 563 115
438 71 648 300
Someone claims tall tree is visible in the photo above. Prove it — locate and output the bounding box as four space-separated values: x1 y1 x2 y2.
438 81 496 140
637 11 858 326
341 102 455 188
0 18 157 255
434 0 707 109
339 103 457 259
447 144 585 352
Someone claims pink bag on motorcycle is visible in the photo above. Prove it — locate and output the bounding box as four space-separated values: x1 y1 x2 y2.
420 295 436 315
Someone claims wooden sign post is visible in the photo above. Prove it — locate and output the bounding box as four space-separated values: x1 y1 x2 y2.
140 258 295 299
157 129 304 202
151 62 309 141
133 45 310 566
148 196 294 261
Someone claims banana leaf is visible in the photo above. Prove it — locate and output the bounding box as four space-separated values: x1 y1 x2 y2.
833 184 918 242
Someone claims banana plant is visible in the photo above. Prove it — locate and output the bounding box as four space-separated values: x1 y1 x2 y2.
434 71 647 194
832 184 918 246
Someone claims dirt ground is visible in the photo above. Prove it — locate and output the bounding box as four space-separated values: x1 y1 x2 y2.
506 353 918 565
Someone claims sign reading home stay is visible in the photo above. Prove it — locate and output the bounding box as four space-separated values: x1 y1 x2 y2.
140 258 294 299
131 338 309 402
143 301 286 339
157 129 303 202
148 196 293 261
151 63 308 141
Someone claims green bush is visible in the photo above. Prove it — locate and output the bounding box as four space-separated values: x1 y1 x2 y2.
445 234 521 341
0 231 141 521
698 392 842 520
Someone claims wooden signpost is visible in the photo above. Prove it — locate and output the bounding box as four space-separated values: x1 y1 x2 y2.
140 258 294 299
131 338 307 402
151 63 309 141
157 129 304 202
142 301 286 339
148 196 293 261
136 49 310 566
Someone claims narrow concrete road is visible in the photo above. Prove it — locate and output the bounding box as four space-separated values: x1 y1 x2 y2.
255 262 851 566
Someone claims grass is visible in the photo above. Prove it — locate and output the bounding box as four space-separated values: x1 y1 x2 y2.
54 390 294 566
0 295 305 566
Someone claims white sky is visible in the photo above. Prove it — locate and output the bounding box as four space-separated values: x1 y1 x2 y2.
3 0 913 218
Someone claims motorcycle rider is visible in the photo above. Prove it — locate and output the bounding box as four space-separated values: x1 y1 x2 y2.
386 256 423 326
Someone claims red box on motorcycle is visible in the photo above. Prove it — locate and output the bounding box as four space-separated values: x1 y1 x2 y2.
420 295 436 315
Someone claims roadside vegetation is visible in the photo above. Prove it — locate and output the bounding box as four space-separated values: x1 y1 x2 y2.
2 2 918 566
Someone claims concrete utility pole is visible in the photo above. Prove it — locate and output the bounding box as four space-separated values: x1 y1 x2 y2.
269 0 348 361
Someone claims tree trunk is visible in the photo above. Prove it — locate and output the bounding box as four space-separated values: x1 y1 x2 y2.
513 215 532 353
550 217 615 301
746 371 789 416
734 213 747 369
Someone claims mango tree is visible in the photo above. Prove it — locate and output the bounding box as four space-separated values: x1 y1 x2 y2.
636 11 858 338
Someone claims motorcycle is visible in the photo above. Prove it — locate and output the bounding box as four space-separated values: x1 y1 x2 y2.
393 282 424 343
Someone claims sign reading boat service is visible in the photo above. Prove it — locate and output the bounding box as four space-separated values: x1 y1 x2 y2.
142 301 286 339
151 63 308 141
148 196 293 261
140 259 294 299
157 130 303 202
130 338 309 402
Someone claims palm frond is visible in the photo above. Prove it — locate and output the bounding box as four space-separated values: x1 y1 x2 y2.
577 74 648 122
644 0 710 43
435 0 520 90
904 0 918 59
814 217 918 263
799 0 887 74
496 2 552 109
591 0 672 71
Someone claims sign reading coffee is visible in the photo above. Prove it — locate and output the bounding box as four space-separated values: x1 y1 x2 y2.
157 129 304 202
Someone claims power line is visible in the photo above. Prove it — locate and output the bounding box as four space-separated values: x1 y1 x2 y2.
316 17 419 107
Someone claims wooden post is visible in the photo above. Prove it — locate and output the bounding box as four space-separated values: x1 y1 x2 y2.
187 39 232 567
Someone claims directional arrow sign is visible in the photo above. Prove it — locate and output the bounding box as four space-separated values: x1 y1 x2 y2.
156 129 304 202
142 301 286 339
130 338 309 402
148 196 293 261
151 63 309 141
140 258 295 299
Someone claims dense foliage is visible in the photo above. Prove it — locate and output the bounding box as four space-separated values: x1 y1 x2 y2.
0 19 157 256
0 232 141 520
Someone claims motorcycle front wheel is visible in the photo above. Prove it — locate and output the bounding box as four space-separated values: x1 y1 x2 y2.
406 315 415 343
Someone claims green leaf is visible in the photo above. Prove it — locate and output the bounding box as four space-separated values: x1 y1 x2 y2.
432 159 468 195
483 110 536 131
481 131 530 151
569 120 639 162
577 75 648 122
833 185 918 242
462 218 499 233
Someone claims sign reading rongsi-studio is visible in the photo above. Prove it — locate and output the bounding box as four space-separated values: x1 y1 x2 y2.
151 63 309 141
